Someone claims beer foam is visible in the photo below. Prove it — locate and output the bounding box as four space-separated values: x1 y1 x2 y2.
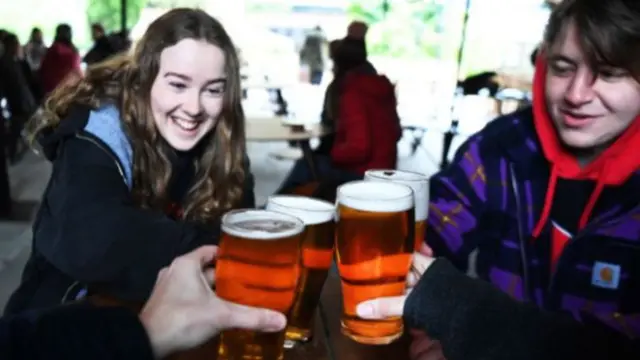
221 209 305 240
364 169 429 221
337 181 413 213
266 195 335 225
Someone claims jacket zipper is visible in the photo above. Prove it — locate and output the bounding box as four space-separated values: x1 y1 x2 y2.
58 133 129 304
74 133 128 186
509 163 532 302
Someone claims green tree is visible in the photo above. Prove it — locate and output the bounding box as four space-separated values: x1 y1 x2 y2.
146 0 206 9
347 0 444 58
347 0 387 24
87 0 147 32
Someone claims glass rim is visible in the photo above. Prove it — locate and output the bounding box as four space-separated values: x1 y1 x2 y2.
266 195 335 213
337 180 414 202
221 208 305 239
364 169 429 183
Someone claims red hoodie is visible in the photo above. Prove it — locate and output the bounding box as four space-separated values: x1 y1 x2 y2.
331 72 401 174
531 56 640 266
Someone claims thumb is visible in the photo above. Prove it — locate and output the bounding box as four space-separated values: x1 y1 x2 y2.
182 245 218 267
356 295 407 320
218 301 287 333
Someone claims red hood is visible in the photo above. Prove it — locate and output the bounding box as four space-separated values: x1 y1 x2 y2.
343 73 395 100
530 55 640 236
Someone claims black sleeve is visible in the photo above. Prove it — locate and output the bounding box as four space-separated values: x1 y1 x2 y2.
0 304 154 360
403 258 640 360
35 137 219 302
242 153 256 208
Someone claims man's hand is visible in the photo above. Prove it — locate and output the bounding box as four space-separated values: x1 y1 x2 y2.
355 252 444 360
356 252 435 319
139 246 286 358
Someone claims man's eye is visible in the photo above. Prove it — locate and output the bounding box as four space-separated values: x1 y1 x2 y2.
550 62 573 76
598 68 628 81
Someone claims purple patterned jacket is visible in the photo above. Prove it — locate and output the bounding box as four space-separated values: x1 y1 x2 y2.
426 107 640 340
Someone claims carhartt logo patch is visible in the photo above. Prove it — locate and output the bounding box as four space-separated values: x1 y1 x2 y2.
591 261 621 290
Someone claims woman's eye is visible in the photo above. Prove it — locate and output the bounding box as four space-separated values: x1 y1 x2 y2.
170 82 187 90
206 87 224 96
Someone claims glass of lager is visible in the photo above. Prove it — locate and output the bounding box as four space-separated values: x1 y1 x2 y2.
266 195 335 347
364 169 429 251
335 181 415 345
216 209 305 360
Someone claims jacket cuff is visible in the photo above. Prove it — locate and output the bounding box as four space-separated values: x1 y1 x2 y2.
36 304 156 360
403 258 475 339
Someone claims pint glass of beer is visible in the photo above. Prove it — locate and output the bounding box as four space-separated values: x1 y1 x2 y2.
266 195 335 346
364 169 429 251
335 181 415 345
216 209 305 360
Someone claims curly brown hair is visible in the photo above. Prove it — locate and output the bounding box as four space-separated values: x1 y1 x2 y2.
30 8 247 223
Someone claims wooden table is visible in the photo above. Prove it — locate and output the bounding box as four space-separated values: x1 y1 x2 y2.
245 116 331 180
245 116 329 143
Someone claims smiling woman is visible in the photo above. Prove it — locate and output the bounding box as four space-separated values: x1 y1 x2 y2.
5 8 255 314
150 39 228 151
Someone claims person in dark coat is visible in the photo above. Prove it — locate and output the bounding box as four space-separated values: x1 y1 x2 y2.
0 33 37 162
83 23 117 65
0 246 286 360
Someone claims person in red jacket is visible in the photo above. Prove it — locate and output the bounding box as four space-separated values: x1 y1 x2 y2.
39 24 82 95
277 37 401 193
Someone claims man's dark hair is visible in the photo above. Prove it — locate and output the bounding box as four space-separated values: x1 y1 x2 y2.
544 0 640 78
91 23 105 35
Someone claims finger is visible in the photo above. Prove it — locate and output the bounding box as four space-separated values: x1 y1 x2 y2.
356 296 406 319
411 252 435 278
181 246 219 267
204 268 215 286
407 252 433 288
404 287 413 296
410 336 437 359
407 268 419 288
423 342 444 360
155 267 169 285
419 243 433 257
219 301 286 332
409 329 427 337
413 349 444 360
409 337 443 360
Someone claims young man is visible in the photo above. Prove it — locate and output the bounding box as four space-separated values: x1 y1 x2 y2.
420 0 640 357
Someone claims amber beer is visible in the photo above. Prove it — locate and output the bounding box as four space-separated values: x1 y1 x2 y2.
365 170 429 251
266 195 335 346
216 209 305 360
336 181 414 345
